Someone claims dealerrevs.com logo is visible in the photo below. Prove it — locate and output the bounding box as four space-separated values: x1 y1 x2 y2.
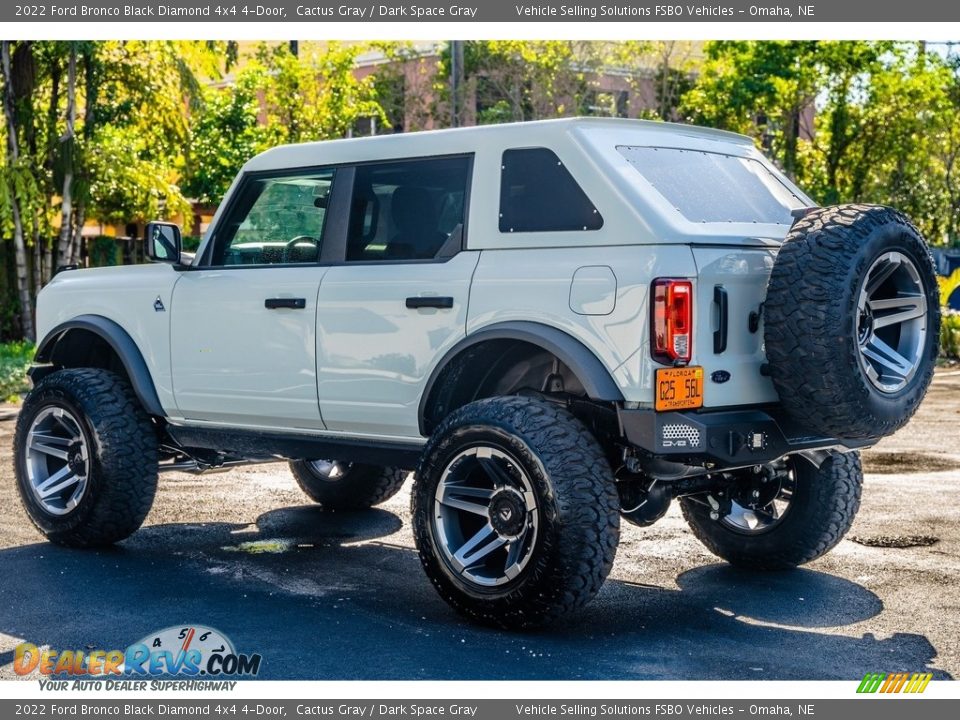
14 625 261 685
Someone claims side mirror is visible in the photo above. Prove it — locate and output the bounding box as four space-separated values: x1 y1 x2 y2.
145 221 182 264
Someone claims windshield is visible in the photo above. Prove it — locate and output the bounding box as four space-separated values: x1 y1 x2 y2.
617 145 805 225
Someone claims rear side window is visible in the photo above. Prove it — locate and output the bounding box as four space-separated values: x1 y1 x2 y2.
499 148 603 233
346 155 471 262
617 145 804 224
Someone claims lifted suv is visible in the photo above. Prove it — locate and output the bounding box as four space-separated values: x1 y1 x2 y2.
15 118 940 628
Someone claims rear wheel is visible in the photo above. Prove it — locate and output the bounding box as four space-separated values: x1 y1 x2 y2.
289 460 407 510
412 396 620 629
680 451 862 570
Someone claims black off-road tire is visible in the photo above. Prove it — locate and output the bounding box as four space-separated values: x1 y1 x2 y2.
412 396 620 629
13 369 159 548
680 452 863 570
764 204 939 439
289 461 407 510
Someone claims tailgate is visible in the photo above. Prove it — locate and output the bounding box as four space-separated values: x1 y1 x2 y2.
692 246 779 408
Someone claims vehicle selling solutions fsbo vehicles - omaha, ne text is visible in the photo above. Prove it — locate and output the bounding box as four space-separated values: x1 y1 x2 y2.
14 118 941 627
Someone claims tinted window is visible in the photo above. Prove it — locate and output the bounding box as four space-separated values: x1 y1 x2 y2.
214 169 335 266
346 156 470 262
617 146 804 224
499 148 602 233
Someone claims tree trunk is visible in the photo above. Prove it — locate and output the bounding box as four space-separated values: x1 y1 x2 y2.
1 41 35 342
56 43 77 267
32 213 41 296
69 201 86 266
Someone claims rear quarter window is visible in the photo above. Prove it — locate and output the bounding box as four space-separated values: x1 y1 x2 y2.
499 147 603 233
617 145 804 224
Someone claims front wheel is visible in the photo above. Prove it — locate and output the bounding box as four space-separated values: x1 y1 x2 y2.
679 451 862 570
412 396 620 629
14 368 159 547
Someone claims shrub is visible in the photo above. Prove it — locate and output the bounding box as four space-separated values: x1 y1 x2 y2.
942 309 960 360
0 341 35 401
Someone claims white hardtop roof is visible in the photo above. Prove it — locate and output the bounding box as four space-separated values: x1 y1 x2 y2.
242 117 754 173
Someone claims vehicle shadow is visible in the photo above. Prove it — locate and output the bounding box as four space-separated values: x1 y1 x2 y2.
0 504 951 681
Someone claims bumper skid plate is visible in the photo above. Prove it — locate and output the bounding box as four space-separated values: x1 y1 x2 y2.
620 407 872 467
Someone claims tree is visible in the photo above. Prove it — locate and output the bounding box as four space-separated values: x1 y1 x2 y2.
438 41 602 124
681 41 959 244
184 73 265 205
1 41 37 341
681 41 823 179
245 42 385 145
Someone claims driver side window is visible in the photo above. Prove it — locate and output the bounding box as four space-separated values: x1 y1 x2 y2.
213 169 335 266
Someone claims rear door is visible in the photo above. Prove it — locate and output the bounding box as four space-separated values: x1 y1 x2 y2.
315 155 476 439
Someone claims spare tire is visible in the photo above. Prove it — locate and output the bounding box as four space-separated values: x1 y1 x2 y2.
764 204 940 440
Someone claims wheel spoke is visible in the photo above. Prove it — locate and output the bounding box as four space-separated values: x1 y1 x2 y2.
438 485 494 516
862 336 913 378
865 254 901 295
29 431 73 446
36 466 80 499
29 436 71 461
51 410 80 437
740 509 760 531
477 455 515 488
870 296 925 329
452 523 506 570
503 534 526 580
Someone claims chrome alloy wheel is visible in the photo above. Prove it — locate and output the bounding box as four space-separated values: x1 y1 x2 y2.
432 446 539 587
308 459 351 480
717 463 797 535
856 251 928 393
24 406 90 516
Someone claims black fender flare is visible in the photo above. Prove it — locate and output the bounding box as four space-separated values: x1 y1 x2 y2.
419 321 624 434
32 315 167 418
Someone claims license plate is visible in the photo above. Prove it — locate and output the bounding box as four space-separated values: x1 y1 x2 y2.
655 366 704 412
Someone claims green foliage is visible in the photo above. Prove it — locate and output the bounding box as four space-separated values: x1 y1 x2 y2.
184 74 266 204
942 310 960 360
0 340 34 401
439 41 600 122
87 235 119 267
682 41 960 244
245 42 385 146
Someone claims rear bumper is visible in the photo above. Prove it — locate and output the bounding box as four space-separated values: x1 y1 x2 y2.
619 406 873 468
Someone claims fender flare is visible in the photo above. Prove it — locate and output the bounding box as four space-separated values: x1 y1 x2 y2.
32 315 166 418
419 321 624 434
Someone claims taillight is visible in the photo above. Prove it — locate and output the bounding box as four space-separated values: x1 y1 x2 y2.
651 279 693 365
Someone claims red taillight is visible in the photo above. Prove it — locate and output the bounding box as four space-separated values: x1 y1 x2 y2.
651 279 693 365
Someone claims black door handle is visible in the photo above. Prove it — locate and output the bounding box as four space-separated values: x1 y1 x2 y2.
406 296 454 310
264 297 306 309
713 285 728 354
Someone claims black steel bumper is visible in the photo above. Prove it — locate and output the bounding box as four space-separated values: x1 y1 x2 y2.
619 406 873 467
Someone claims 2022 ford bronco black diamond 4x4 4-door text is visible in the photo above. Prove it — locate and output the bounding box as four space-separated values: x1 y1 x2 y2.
14 118 941 628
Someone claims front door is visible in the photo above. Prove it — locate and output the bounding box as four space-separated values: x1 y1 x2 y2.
170 167 340 429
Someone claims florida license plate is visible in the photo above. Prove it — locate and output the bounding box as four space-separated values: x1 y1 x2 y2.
655 366 704 411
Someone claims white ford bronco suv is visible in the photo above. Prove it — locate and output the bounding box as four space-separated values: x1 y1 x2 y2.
15 118 940 628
